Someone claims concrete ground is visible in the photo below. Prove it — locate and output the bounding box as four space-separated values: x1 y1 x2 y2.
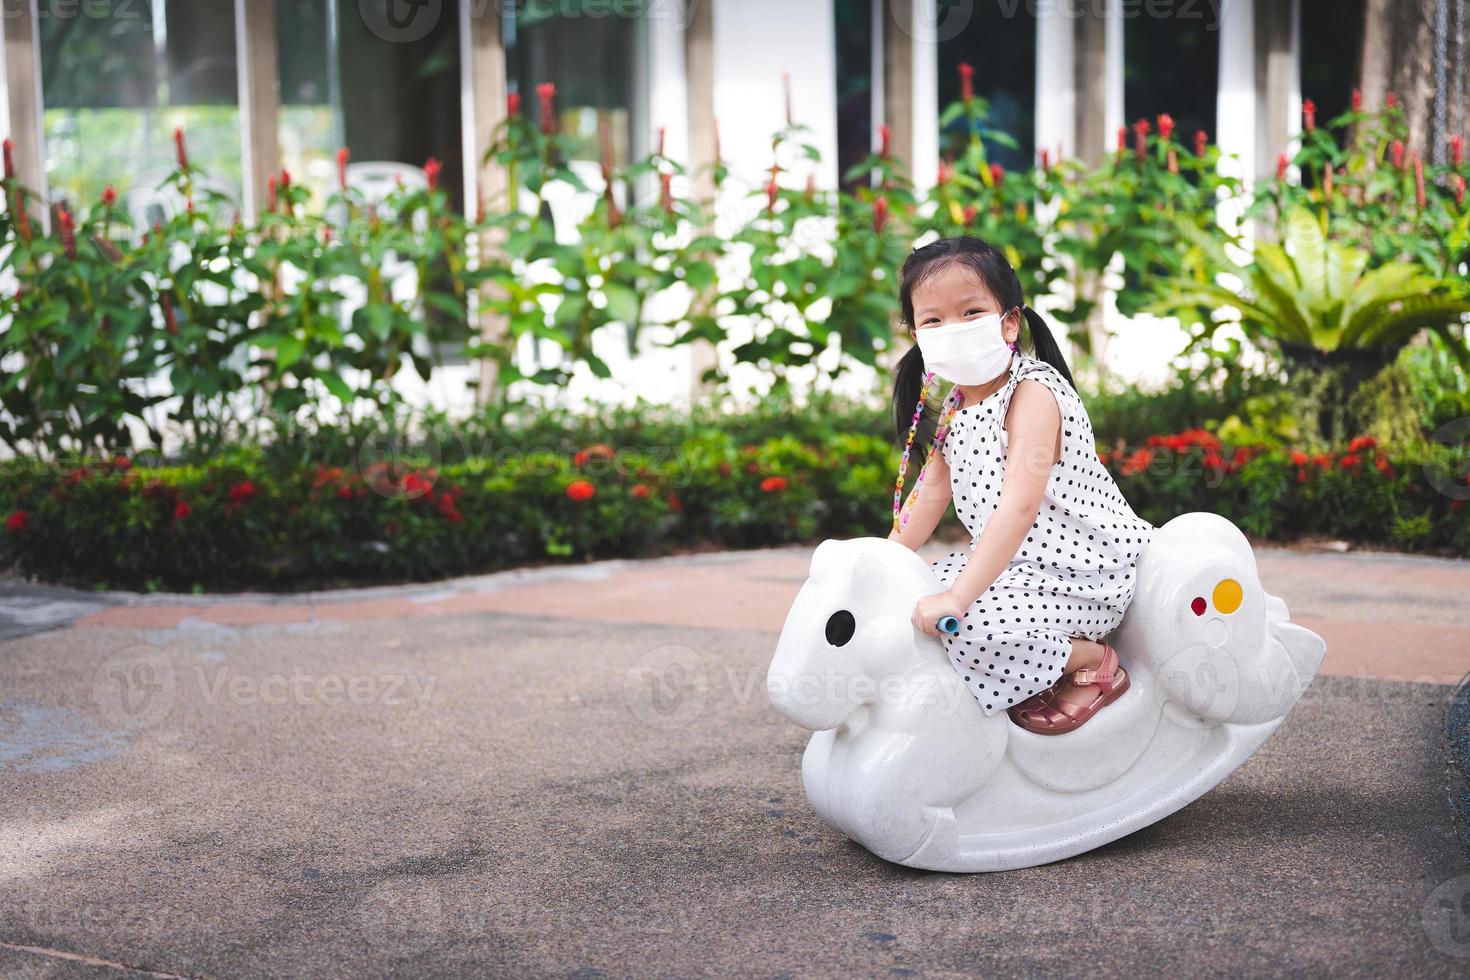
1 542 1468 978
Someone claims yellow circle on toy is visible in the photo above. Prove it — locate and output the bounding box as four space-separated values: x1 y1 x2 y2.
1213 578 1243 614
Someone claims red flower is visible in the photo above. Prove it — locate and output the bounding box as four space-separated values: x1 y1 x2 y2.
335 485 354 501
1194 130 1208 157
1456 175 1466 207
174 501 192 520
337 147 350 190
937 160 951 185
113 455 131 471
631 483 651 499
1452 134 1464 167
761 476 788 493
56 205 76 260
1132 119 1150 162
573 443 614 467
873 196 889 233
1296 469 1308 484
227 481 257 502
1302 98 1316 132
173 127 188 169
962 204 977 225
1352 88 1363 112
717 461 732 478
1290 450 1308 466
507 91 521 118
14 188 29 243
1119 448 1154 477
102 185 117 208
1413 155 1425 207
766 179 779 214
1386 91 1397 109
1311 453 1331 468
161 293 179 336
1156 113 1175 142
878 123 891 159
424 157 441 192
1374 456 1394 479
1277 153 1289 180
280 169 291 189
659 171 673 214
2 138 12 179
1116 125 1127 158
4 510 27 534
958 63 974 104
1348 435 1377 453
267 174 278 214
1097 450 1111 466
566 480 595 502
1339 454 1361 470
1391 140 1404 169
436 492 463 523
989 162 1004 186
537 82 557 134
665 492 683 513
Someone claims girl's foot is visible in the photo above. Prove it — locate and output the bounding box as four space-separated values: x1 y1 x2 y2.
1007 644 1129 735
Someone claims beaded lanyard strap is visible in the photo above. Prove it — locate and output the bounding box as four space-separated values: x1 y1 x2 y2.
892 372 965 533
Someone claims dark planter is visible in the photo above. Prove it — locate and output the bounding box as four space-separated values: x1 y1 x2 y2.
1277 340 1397 389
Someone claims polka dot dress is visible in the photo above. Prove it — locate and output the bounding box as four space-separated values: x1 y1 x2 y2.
932 353 1154 717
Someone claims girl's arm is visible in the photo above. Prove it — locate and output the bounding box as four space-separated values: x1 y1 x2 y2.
939 380 1062 611
887 451 953 551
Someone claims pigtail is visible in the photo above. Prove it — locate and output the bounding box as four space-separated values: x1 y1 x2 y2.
1021 305 1076 393
891 343 937 467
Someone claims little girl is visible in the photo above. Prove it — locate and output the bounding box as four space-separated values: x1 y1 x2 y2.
887 236 1153 735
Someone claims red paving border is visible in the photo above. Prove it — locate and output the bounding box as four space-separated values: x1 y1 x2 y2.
74 546 1470 686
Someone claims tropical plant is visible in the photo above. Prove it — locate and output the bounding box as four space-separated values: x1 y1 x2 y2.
1159 206 1470 365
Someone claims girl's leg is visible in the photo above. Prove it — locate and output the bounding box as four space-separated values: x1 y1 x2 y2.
1053 637 1108 708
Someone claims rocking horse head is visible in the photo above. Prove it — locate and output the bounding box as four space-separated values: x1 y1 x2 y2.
766 537 942 731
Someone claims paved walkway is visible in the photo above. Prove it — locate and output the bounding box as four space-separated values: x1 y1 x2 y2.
1 543 1468 977
68 541 1470 685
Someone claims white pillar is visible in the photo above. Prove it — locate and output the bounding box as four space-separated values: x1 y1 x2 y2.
1035 5 1075 161
908 0 939 193
1216 0 1256 191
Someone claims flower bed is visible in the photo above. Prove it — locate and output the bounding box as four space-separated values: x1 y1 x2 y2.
1 431 1465 592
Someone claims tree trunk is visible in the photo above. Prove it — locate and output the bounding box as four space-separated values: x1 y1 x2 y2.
1360 0 1468 162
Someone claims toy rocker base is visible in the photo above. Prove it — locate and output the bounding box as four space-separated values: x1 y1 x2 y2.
765 512 1326 873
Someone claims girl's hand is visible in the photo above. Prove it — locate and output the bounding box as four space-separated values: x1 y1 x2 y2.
912 590 966 637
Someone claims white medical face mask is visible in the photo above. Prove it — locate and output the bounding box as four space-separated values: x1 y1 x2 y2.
915 312 1013 386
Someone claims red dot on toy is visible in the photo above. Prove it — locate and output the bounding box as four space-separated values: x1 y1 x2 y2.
1190 596 1207 616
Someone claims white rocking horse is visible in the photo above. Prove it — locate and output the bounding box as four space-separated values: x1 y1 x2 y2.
765 512 1326 872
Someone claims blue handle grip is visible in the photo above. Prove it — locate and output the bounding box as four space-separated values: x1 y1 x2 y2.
937 615 960 635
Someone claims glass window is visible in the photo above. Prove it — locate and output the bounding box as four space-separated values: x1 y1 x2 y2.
40 0 241 219
506 3 639 166
277 0 463 212
1123 8 1219 143
834 0 874 190
937 4 1037 171
1300 0 1365 126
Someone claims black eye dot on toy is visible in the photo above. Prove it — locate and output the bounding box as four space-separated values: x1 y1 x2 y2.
825 610 856 647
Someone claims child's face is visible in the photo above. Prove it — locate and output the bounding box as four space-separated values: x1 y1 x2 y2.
911 262 1021 343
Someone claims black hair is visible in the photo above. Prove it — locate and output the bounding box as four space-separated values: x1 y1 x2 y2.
891 235 1075 463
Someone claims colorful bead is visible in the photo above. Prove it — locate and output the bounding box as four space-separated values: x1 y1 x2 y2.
892 375 965 533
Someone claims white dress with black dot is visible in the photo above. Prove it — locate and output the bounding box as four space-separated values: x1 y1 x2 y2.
932 353 1154 716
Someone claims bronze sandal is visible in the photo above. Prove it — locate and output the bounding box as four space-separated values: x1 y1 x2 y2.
1008 643 1129 736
